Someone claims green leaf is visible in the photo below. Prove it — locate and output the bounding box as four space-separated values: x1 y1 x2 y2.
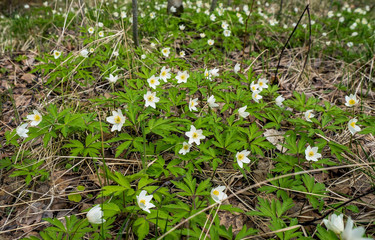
133 218 149 240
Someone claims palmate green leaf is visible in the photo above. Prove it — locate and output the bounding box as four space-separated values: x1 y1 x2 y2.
133 218 149 240
101 185 128 197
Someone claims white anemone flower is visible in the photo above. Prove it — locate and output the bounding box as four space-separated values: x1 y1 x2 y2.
147 75 160 89
137 190 155 213
179 142 191 155
106 109 126 132
161 47 170 57
88 27 94 34
257 78 269 91
305 145 322 162
211 186 227 203
323 213 344 235
221 21 229 29
207 39 214 46
252 90 262 103
179 25 185 30
223 29 231 37
16 123 29 138
144 91 160 109
200 33 206 38
80 49 89 58
234 63 240 74
275 95 285 107
185 125 205 145
170 6 176 13
236 150 251 168
348 118 361 135
207 95 219 108
250 82 259 92
210 14 216 21
342 217 373 240
176 70 189 83
238 106 249 118
159 66 171 82
189 98 199 111
210 68 219 77
53 50 61 59
27 110 42 126
304 110 314 122
98 31 104 37
106 74 119 84
87 205 106 224
345 94 358 107
179 51 185 57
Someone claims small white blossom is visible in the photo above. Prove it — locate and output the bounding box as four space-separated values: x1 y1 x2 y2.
304 110 314 122
252 90 262 103
137 190 155 213
179 51 185 57
257 78 269 91
238 106 249 118
305 145 321 162
147 75 160 89
211 186 227 203
221 21 229 29
16 123 29 138
179 142 191 155
200 33 206 38
208 39 214 46
179 25 185 31
98 31 104 37
170 6 176 13
159 66 171 82
176 70 189 84
189 98 198 111
144 91 160 109
80 49 89 58
342 217 372 240
345 94 358 107
348 118 361 135
106 109 126 132
88 27 94 34
234 63 240 74
27 110 42 126
106 74 119 84
250 82 259 92
185 125 205 145
53 50 61 59
210 14 216 21
323 213 344 235
275 95 285 107
161 47 170 57
87 205 106 224
236 150 251 168
223 29 231 37
207 95 219 108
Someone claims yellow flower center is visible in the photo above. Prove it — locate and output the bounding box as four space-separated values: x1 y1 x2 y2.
150 79 155 84
259 82 263 86
308 151 314 157
254 94 258 98
191 101 195 106
148 96 154 102
140 199 146 205
183 145 189 150
238 154 244 161
349 99 355 105
55 52 59 56
308 113 311 118
34 115 41 121
181 75 185 80
192 132 198 138
114 115 122 124
213 190 219 196
252 86 256 90
161 71 166 77
163 50 167 53
350 122 356 128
